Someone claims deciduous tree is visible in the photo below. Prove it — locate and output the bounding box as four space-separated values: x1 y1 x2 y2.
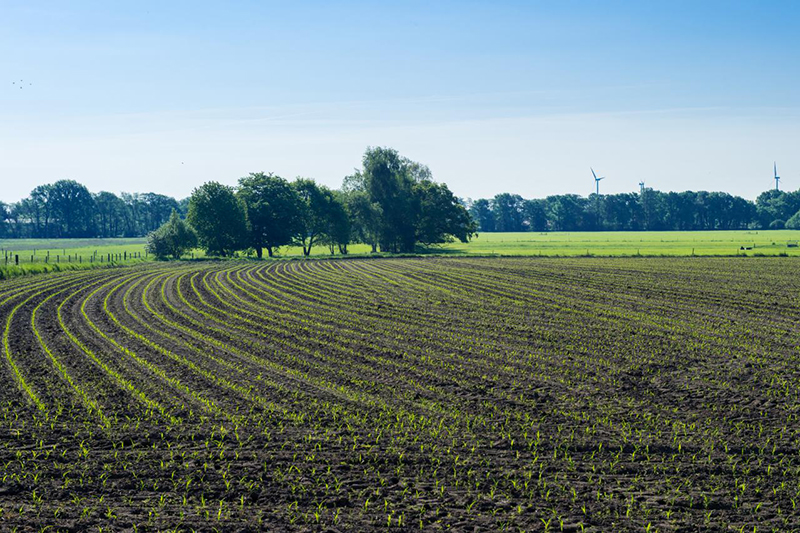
187 182 247 256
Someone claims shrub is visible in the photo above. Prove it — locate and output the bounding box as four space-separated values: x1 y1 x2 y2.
769 219 786 229
786 211 800 229
146 210 197 259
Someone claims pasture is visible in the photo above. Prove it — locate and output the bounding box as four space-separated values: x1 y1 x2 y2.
3 229 800 278
1 256 799 530
0 238 150 279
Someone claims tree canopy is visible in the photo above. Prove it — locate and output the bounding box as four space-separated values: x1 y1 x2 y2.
187 182 247 257
146 209 197 259
8 147 800 256
357 147 475 253
238 173 303 257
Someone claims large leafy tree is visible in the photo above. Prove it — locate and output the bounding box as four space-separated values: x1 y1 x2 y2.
362 147 419 253
415 180 475 245
48 180 97 237
293 178 335 256
238 172 303 258
358 147 475 252
187 181 247 256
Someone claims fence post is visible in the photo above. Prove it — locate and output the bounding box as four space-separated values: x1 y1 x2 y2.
15 255 18 266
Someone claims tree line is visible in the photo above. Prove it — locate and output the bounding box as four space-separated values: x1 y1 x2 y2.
0 148 475 259
5 150 800 257
0 180 183 239
469 189 800 232
116 147 476 259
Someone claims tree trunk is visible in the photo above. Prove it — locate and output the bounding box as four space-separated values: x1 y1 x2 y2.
256 247 263 259
267 246 273 257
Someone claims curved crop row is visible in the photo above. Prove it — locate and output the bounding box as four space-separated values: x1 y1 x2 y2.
1 257 800 531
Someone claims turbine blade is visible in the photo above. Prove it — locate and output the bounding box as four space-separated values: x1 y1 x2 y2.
591 168 597 180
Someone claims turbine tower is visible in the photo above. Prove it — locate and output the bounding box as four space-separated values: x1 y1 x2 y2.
774 162 781 191
591 168 605 196
639 181 645 195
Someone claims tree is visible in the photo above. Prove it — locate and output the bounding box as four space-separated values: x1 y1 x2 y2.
469 199 495 232
139 193 180 233
362 147 419 253
786 210 800 229
492 194 525 232
522 199 548 231
755 190 800 229
324 191 351 254
238 172 303 258
358 147 475 251
94 192 127 237
48 180 97 237
293 179 333 256
415 180 476 245
546 194 589 231
146 210 197 259
187 182 247 256
769 219 786 229
26 184 54 237
341 188 381 252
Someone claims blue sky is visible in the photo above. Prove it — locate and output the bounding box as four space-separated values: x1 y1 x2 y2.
2 1 799 202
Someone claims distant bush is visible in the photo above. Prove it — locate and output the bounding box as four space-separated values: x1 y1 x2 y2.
786 211 800 229
146 210 197 259
769 219 786 229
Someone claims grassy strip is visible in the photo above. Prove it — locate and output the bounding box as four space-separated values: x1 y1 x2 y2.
0 259 148 281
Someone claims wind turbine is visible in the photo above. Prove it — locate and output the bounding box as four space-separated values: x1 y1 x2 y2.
639 181 645 195
591 168 605 196
774 162 781 191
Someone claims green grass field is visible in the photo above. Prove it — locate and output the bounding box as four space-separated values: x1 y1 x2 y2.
276 229 800 257
0 238 150 279
3 230 800 278
438 230 800 256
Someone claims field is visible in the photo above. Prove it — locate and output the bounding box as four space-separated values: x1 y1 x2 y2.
4 231 800 279
1 256 800 531
446 230 800 256
0 239 149 279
